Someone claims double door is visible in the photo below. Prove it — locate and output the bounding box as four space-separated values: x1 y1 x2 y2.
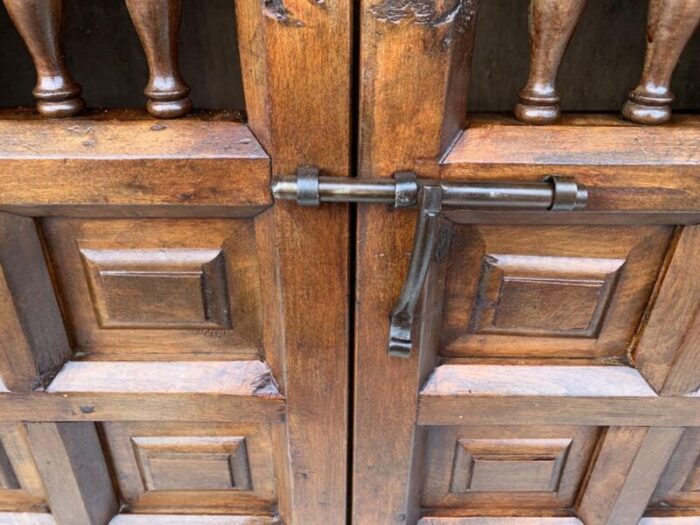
0 0 699 524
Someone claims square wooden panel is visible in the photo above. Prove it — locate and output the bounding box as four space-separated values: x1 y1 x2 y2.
441 225 672 360
102 422 276 513
42 219 263 359
650 428 700 510
422 426 600 510
0 424 46 512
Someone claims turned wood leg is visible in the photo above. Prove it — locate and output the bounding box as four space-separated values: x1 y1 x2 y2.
125 0 192 119
3 0 84 118
515 0 587 125
622 0 700 125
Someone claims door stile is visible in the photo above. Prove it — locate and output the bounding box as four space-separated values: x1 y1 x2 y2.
353 0 479 521
234 0 353 520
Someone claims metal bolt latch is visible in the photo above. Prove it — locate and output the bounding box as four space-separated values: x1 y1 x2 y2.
273 167 588 357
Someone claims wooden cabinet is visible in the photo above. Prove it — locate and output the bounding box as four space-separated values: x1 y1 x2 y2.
0 1 698 524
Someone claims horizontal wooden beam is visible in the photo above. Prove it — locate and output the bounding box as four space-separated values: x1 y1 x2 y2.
418 365 700 426
0 112 271 216
439 114 700 213
109 516 280 525
0 361 285 422
418 519 583 525
0 514 56 524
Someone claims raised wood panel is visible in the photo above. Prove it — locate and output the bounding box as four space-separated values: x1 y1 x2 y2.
42 218 262 360
80 248 231 330
0 424 45 512
103 422 277 514
450 438 571 493
651 428 700 510
132 436 251 491
441 225 672 361
422 426 599 510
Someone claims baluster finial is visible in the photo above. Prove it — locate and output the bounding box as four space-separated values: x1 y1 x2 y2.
514 0 587 125
125 0 192 119
622 0 700 125
3 0 84 118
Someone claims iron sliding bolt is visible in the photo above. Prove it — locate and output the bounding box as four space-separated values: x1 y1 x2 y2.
272 167 588 358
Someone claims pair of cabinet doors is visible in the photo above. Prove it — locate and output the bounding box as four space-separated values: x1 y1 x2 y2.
1 0 700 524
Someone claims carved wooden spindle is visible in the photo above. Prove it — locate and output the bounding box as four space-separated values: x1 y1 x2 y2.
515 0 587 125
125 0 192 119
622 0 700 125
3 0 84 117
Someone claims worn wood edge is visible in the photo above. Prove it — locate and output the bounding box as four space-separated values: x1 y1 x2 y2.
444 114 700 166
0 116 266 159
47 360 282 397
108 515 281 524
417 519 583 524
0 117 272 212
0 361 286 422
0 393 285 422
0 513 56 525
639 517 700 523
420 365 657 398
417 396 700 426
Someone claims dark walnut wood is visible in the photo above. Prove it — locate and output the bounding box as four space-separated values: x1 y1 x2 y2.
515 0 587 125
622 0 700 125
3 0 84 118
125 0 192 119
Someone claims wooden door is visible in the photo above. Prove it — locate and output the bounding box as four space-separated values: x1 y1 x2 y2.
352 1 700 524
0 0 350 524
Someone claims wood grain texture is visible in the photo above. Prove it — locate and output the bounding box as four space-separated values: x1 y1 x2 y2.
422 426 598 511
47 361 279 396
109 517 280 525
43 218 263 360
0 213 71 391
421 365 657 398
26 423 117 525
234 0 352 518
353 0 478 519
440 115 700 213
0 113 270 216
635 226 700 395
0 515 55 525
418 517 583 525
0 423 47 512
103 421 277 515
441 225 671 361
577 427 685 525
651 427 700 510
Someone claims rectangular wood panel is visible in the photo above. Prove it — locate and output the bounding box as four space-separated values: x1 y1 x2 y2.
441 225 672 361
43 218 263 360
103 421 277 514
